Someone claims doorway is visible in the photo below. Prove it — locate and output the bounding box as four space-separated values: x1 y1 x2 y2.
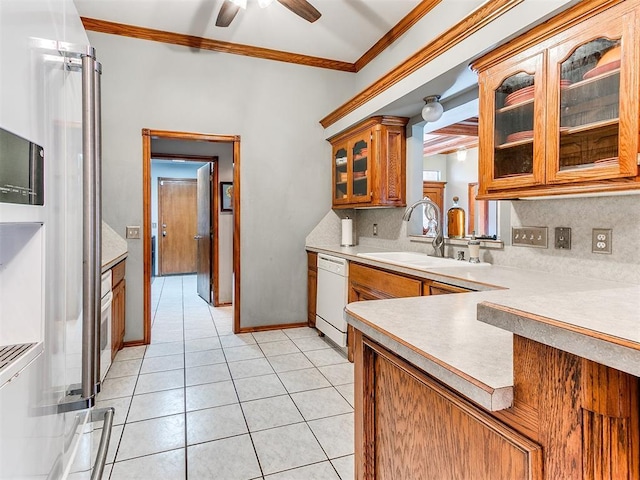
142 129 241 344
158 178 198 275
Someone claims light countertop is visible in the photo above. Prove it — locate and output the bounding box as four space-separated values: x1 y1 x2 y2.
102 221 128 272
307 244 638 411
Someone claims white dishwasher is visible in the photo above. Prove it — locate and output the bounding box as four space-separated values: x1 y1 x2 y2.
315 253 349 347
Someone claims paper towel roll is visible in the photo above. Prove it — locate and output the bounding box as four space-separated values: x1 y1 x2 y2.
341 217 354 246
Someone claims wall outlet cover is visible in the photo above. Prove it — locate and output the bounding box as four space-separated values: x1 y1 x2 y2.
126 226 141 239
592 228 612 254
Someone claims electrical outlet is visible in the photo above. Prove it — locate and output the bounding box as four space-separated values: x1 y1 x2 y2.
554 227 571 250
592 228 612 254
512 227 548 248
373 223 378 236
126 226 141 239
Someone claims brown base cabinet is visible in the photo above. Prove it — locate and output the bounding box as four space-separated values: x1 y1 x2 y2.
111 260 126 359
352 329 640 479
346 262 472 361
304 255 476 361
307 252 317 327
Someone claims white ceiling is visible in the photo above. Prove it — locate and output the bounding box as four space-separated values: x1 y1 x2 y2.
73 0 423 63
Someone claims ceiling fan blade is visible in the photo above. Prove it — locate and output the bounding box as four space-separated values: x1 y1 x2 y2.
277 0 321 23
216 0 241 27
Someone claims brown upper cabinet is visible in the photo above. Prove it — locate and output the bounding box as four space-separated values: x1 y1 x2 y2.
329 116 408 208
473 1 640 199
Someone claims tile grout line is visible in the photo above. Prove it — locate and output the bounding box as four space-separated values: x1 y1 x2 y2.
109 276 353 479
253 335 349 478
181 276 189 480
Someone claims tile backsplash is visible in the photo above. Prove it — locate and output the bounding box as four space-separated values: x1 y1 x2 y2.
307 193 640 284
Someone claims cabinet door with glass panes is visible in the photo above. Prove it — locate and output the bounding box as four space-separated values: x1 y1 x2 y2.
546 12 639 184
332 129 372 206
332 142 350 206
347 131 372 205
479 53 546 191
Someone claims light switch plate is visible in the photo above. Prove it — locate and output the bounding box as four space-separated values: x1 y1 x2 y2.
592 228 612 254
126 226 141 239
512 227 548 248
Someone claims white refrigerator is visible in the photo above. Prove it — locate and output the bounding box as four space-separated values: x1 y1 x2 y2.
0 1 110 478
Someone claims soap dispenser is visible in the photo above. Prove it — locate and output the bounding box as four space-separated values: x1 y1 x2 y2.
468 231 481 264
447 196 465 239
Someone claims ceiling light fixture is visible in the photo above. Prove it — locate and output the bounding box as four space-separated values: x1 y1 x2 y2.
421 95 444 123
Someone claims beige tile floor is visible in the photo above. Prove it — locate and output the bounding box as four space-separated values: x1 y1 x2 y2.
96 275 354 479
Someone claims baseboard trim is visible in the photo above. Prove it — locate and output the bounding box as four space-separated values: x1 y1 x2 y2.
123 339 147 347
237 322 310 334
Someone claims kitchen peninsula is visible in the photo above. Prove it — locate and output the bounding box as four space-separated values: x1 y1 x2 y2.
306 244 640 480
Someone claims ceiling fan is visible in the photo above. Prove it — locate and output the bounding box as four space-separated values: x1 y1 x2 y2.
216 0 321 27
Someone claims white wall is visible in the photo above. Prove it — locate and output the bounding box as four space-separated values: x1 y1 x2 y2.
90 32 355 338
217 155 234 304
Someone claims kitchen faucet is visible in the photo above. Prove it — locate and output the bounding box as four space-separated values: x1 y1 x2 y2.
402 197 445 257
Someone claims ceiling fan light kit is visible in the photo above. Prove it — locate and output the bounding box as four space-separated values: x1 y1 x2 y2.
216 0 321 27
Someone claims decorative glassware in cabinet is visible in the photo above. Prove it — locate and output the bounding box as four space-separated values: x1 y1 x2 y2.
351 138 369 199
334 147 348 201
493 71 536 180
557 38 621 172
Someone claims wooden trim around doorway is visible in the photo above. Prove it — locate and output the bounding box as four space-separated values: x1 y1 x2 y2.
142 129 241 345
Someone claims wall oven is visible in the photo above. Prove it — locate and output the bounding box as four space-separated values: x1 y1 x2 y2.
100 271 113 381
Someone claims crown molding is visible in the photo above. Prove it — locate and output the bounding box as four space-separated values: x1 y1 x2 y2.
320 0 523 128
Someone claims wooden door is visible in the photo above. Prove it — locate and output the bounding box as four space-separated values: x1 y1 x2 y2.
196 165 212 303
159 178 197 275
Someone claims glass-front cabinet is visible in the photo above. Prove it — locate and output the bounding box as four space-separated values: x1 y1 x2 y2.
546 14 637 183
329 116 407 209
475 1 640 198
480 54 546 191
332 133 371 206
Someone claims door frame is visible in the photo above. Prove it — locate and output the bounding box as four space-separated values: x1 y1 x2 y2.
157 177 198 276
142 129 241 344
154 162 220 304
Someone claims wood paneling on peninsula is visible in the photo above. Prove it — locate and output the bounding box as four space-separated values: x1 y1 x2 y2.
352 329 640 479
355 332 543 480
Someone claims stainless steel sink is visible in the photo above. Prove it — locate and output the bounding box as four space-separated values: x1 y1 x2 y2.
355 251 487 269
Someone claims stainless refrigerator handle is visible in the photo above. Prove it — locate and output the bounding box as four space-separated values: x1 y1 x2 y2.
82 52 98 401
93 61 103 392
90 407 115 480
